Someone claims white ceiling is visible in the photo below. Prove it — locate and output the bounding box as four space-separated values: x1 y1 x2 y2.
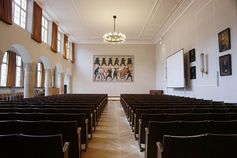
37 0 193 44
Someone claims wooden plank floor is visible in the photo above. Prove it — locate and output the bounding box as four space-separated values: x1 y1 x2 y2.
81 101 144 158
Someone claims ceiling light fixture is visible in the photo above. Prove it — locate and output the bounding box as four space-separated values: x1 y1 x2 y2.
103 15 126 44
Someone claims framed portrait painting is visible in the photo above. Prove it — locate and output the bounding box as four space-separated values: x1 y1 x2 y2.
219 54 232 76
218 28 231 52
93 55 134 82
189 49 195 63
190 66 196 79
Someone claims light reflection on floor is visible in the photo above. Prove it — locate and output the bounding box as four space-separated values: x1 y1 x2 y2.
81 101 144 158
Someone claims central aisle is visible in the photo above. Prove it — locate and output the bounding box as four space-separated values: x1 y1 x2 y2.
82 101 144 158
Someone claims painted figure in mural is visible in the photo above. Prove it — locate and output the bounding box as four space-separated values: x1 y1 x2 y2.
112 67 118 80
103 67 108 80
101 57 107 66
120 67 127 80
106 67 113 81
120 58 126 66
94 57 100 66
94 66 99 80
127 58 133 65
108 58 113 66
126 67 133 81
114 58 119 66
98 66 105 81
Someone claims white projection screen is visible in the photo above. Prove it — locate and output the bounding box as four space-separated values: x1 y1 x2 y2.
166 49 185 88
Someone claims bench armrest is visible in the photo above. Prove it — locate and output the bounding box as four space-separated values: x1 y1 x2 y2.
156 142 163 158
63 142 70 158
77 127 82 158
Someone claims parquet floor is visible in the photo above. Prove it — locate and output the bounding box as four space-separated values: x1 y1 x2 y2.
81 101 144 158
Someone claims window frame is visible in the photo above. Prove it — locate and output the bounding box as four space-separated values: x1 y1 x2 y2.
0 52 9 87
57 31 62 53
13 0 27 29
15 55 23 87
36 62 43 87
41 16 49 43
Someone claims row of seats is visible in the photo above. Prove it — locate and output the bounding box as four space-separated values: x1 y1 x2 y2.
120 94 237 158
0 120 78 158
138 108 237 148
147 120 237 158
0 92 23 101
0 134 69 158
0 94 108 158
158 133 237 158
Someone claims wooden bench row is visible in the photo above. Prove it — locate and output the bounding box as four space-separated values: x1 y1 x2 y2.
146 120 237 158
0 134 69 158
157 133 237 158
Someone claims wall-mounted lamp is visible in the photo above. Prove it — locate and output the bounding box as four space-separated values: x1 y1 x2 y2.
200 52 208 76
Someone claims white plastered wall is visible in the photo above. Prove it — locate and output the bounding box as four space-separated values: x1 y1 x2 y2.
73 44 156 96
156 0 237 103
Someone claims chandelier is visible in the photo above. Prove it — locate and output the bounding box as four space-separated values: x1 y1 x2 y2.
103 15 126 44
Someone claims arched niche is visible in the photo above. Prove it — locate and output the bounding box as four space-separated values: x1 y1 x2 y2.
38 56 52 70
8 44 32 63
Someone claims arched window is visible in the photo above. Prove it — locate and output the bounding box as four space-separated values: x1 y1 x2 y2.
15 55 23 87
36 62 45 87
0 52 8 86
1 52 24 87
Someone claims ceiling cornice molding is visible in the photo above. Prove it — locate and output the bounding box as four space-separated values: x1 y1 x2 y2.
153 0 197 44
138 0 161 39
77 38 155 45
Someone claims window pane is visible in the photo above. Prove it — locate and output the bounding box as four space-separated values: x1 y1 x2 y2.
57 32 61 53
42 17 45 26
21 0 27 11
57 41 61 52
13 0 27 29
3 53 8 63
20 10 26 29
15 0 21 5
37 71 42 87
16 56 22 66
45 19 48 28
14 5 20 25
37 63 42 71
15 67 21 87
1 64 8 86
41 17 48 43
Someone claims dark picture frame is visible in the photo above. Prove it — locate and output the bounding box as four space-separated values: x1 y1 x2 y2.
218 28 231 52
190 66 196 79
219 54 232 76
189 49 196 62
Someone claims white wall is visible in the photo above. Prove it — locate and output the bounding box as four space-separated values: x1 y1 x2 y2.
0 21 72 94
156 0 237 103
73 44 156 96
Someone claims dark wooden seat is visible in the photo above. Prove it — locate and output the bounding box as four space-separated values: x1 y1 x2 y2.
0 134 18 158
146 120 237 158
0 120 80 158
158 133 237 158
0 134 69 158
160 134 205 158
0 107 95 138
0 112 88 150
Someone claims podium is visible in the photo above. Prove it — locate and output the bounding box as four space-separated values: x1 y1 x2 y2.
150 90 163 95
